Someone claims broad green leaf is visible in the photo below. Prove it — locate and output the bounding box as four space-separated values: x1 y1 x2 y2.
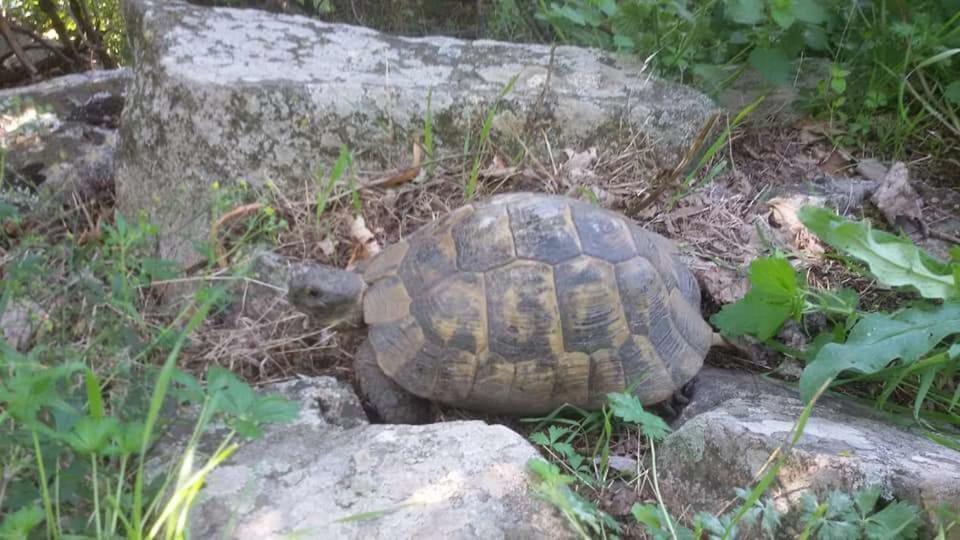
607 392 671 441
597 0 618 16
793 0 828 23
799 205 958 300
799 302 960 401
0 505 44 537
769 0 796 29
854 485 881 517
945 81 960 105
249 394 299 425
67 416 120 455
710 257 804 341
863 501 921 539
749 47 794 86
725 0 764 25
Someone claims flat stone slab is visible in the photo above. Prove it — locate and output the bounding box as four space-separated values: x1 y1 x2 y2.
159 375 573 539
659 367 960 537
116 0 718 267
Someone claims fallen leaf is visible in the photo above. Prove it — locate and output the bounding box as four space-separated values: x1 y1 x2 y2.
317 237 336 257
695 264 750 305
870 161 927 238
345 215 381 271
561 147 599 184
479 154 518 179
766 195 826 256
818 148 854 176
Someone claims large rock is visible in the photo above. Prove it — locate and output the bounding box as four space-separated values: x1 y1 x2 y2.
659 367 960 537
169 375 573 539
1 69 130 205
116 0 719 268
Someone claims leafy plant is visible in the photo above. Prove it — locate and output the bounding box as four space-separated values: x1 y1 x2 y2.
534 0 960 156
528 458 621 540
798 485 922 540
711 205 960 440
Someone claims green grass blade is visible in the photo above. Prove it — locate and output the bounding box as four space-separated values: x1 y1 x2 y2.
131 289 221 537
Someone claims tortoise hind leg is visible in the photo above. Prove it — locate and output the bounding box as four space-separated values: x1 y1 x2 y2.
354 339 433 424
647 374 698 423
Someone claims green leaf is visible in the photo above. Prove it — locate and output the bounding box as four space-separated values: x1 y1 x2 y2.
854 485 881 517
710 257 804 341
607 392 671 441
821 491 860 540
945 81 960 105
597 0 618 16
912 366 937 420
0 505 44 538
863 502 921 539
799 205 958 300
725 0 764 25
769 0 796 29
749 47 794 86
67 415 120 455
84 369 105 419
793 0 828 23
249 394 299 426
530 431 551 447
799 302 960 402
634 504 696 540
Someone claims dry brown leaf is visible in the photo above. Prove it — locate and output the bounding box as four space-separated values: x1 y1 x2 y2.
480 154 518 179
766 195 825 256
317 237 336 257
818 149 853 176
345 215 381 271
870 161 927 237
695 264 750 305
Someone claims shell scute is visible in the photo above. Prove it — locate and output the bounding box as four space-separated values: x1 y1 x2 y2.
570 202 637 263
554 256 630 353
485 261 563 361
506 197 581 264
412 272 487 354
453 203 516 272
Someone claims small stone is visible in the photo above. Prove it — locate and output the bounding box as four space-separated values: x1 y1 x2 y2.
0 300 46 351
857 157 889 183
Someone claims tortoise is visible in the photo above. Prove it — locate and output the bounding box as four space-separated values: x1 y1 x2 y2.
288 192 723 424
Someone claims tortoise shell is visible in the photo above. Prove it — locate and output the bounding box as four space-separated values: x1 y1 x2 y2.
359 192 712 414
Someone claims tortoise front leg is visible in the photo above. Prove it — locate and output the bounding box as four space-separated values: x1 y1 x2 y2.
354 338 433 424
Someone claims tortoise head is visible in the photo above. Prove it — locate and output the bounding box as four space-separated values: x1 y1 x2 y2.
287 264 366 328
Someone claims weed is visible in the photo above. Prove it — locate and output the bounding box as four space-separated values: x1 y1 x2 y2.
465 74 519 201
534 0 960 157
712 205 960 440
0 179 299 538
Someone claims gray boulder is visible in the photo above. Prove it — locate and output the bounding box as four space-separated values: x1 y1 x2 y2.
1 69 130 205
165 375 573 539
658 367 960 537
115 0 719 268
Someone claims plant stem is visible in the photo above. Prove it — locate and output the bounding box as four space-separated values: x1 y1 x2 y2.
91 456 103 539
648 439 679 540
32 431 56 540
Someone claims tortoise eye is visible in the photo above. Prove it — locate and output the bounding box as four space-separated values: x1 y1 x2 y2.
307 289 321 299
